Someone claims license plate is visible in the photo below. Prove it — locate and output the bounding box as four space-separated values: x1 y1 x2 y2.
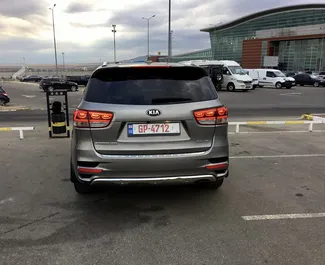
128 123 180 136
246 85 251 88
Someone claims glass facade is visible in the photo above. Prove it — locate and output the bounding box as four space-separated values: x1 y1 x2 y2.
204 7 325 71
167 49 213 62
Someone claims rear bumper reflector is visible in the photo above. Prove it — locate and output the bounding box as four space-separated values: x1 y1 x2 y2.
205 162 228 170
78 167 103 174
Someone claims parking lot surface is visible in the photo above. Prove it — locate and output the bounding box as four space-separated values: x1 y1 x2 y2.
0 127 324 265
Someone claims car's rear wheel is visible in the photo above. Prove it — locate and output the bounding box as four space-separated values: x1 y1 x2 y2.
199 178 224 190
227 83 235 92
314 82 319 87
70 163 93 194
71 86 77 92
74 182 93 194
0 99 6 106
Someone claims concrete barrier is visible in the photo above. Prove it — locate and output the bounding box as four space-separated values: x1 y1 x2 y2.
0 127 35 139
228 120 325 133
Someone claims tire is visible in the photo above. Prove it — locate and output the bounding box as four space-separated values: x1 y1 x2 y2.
70 163 93 194
216 73 223 82
74 182 93 194
258 85 264 88
286 86 292 89
314 82 319 87
252 85 257 90
227 83 235 92
0 99 6 106
275 82 282 89
70 86 77 92
200 178 224 190
48 86 54 92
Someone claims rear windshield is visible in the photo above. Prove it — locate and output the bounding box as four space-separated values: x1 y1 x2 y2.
84 66 218 105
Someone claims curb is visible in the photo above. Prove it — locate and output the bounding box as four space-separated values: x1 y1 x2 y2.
1 81 39 86
0 107 32 112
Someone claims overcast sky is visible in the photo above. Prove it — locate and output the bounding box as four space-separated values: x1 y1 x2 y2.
0 0 323 65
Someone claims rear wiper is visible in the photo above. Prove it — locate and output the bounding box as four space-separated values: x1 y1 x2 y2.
151 97 192 104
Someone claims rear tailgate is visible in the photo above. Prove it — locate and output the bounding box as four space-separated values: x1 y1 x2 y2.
78 66 225 155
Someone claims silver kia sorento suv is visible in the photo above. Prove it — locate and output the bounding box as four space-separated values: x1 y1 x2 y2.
70 62 229 194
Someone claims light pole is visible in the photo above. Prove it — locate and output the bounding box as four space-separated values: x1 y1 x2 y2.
62 52 65 74
142 15 155 58
170 30 173 58
319 26 325 72
49 4 58 76
168 0 171 62
112 25 117 63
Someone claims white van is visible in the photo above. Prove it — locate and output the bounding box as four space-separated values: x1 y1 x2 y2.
179 60 253 91
244 69 259 89
251 69 295 89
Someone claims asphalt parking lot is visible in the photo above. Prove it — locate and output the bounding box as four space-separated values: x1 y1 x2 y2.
1 127 325 265
1 81 325 123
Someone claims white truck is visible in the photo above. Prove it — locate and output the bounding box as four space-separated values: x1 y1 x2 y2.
179 60 253 91
247 69 295 89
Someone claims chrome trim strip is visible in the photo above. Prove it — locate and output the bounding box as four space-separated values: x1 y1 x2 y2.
78 170 228 184
90 175 216 185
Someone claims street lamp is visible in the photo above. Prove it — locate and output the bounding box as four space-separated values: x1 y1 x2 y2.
49 4 58 76
112 25 117 63
142 15 155 58
62 52 65 74
168 0 171 62
170 30 173 58
319 26 325 72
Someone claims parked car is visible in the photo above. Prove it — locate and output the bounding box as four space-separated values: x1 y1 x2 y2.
180 60 253 91
20 75 42 82
293 73 325 87
247 69 294 89
39 77 79 92
0 86 10 106
66 75 90 86
70 62 229 194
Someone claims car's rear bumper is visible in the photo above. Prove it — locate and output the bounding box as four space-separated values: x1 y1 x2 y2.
71 129 229 185
88 171 228 186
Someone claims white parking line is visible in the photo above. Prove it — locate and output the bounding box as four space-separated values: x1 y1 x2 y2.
230 154 325 159
22 95 36 98
0 197 14 205
242 213 325 221
279 92 302 96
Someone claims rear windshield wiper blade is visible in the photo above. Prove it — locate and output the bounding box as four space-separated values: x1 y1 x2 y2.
151 97 192 104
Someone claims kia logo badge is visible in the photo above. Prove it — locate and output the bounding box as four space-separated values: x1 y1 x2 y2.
146 109 161 116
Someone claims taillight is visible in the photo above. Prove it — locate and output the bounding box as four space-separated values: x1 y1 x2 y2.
2 93 7 96
193 106 228 125
73 109 114 128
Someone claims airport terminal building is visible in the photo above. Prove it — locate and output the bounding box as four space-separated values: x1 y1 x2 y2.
199 4 325 71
